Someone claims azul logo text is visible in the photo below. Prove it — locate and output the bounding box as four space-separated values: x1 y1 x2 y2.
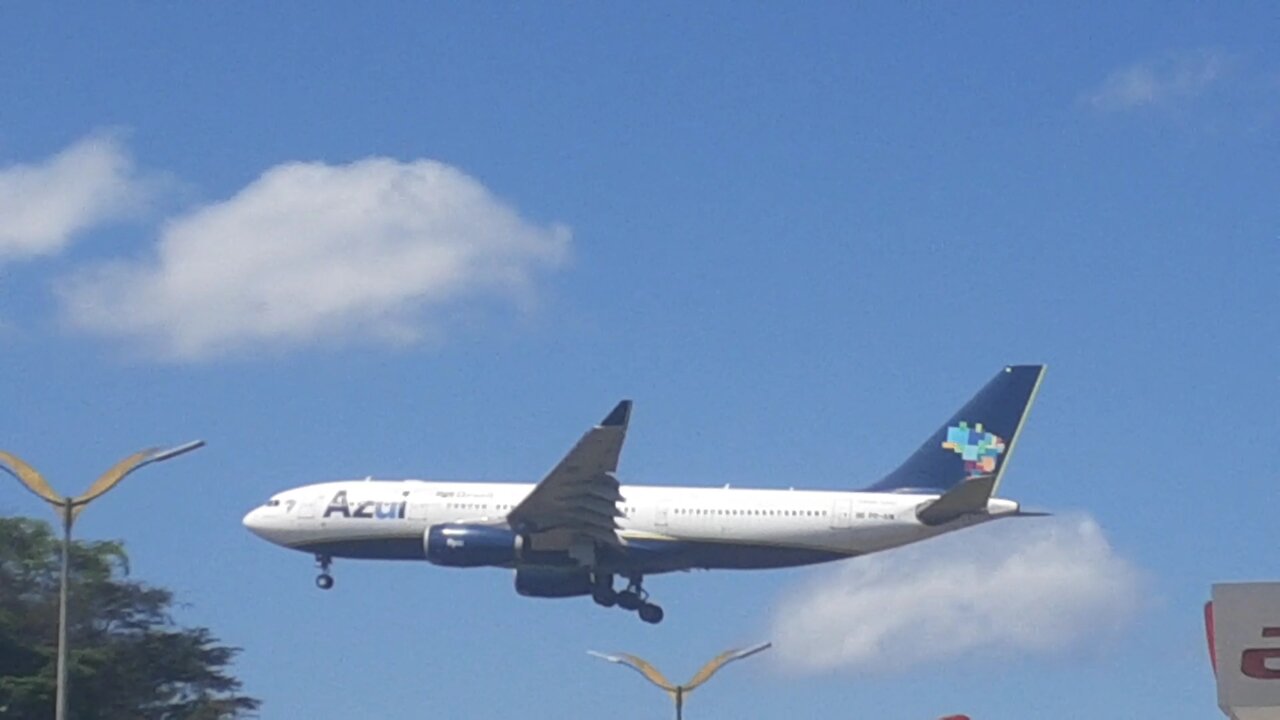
323 490 407 520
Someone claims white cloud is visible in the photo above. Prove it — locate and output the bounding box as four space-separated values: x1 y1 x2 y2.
770 516 1141 675
1087 50 1228 110
57 157 570 360
0 133 155 262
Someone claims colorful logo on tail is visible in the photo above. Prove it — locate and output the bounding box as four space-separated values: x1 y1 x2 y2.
942 422 1006 477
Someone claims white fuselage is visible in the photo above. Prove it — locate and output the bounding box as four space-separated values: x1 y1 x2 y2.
243 479 1020 571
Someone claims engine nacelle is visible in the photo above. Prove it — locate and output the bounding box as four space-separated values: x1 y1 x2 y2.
514 568 592 598
424 524 521 568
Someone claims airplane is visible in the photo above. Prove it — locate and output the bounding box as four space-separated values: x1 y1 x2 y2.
243 365 1047 624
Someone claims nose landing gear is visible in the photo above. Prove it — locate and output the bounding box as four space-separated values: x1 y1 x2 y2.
314 554 334 590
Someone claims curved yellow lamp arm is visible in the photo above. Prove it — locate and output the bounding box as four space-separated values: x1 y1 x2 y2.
0 451 65 505
71 450 151 519
587 651 677 694
683 642 772 692
73 441 205 519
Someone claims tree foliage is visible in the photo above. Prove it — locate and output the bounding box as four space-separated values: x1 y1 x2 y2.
0 516 258 719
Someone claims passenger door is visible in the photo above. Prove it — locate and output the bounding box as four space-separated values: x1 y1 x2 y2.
830 498 852 529
298 496 317 519
406 492 433 524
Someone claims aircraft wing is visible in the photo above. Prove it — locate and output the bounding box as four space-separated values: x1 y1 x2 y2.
507 400 631 547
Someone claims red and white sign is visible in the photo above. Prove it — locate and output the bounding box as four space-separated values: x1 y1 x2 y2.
1208 583 1280 720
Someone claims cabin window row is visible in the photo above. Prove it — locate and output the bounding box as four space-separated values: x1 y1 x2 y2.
447 503 521 510
672 508 827 517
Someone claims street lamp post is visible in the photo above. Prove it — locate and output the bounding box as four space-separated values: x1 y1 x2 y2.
0 440 205 720
589 642 771 720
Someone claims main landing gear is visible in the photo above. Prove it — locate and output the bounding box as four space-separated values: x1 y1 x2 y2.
592 573 663 624
315 554 334 590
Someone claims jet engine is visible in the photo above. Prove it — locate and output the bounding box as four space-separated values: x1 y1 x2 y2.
424 524 521 567
514 567 592 598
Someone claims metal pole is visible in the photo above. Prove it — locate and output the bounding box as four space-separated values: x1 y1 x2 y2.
55 498 72 720
1 442 203 720
675 686 683 720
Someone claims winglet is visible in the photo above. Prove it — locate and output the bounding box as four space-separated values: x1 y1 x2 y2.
601 400 632 428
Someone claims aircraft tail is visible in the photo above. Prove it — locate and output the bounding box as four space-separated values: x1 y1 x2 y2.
863 365 1045 495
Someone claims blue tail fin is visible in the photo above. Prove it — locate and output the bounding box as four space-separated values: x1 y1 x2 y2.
864 365 1046 494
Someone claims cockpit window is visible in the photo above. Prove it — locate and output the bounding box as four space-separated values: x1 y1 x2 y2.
266 499 281 507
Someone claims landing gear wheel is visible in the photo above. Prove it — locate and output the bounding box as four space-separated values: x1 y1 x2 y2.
590 572 616 607
638 603 664 624
617 575 650 612
314 554 334 590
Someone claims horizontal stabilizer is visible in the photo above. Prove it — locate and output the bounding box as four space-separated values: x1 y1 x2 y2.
915 474 997 526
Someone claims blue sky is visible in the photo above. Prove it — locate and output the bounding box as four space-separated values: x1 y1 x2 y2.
1 4 1277 718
